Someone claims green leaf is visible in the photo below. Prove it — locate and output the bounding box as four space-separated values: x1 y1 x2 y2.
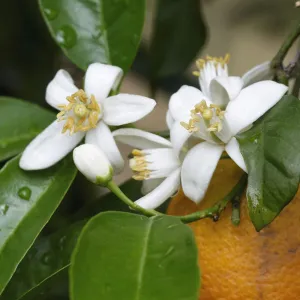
0 221 83 300
0 179 141 300
70 212 200 300
38 0 146 71
149 0 206 79
237 95 300 231
0 155 77 294
0 97 54 162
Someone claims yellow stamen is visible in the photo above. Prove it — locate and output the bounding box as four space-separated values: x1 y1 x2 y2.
130 150 151 180
193 53 230 76
57 90 101 135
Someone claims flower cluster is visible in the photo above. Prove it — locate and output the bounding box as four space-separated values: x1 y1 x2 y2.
20 57 288 210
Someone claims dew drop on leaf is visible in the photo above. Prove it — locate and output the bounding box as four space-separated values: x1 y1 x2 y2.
41 253 52 265
56 25 77 49
18 186 32 201
0 204 9 216
43 8 58 20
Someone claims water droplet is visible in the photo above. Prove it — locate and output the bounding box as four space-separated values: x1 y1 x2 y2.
0 204 9 215
59 235 67 251
41 253 52 265
43 8 58 20
163 246 175 257
18 187 32 201
56 25 77 49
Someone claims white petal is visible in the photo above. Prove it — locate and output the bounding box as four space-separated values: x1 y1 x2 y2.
135 168 181 209
225 81 288 136
141 178 164 195
84 63 123 103
103 94 156 126
73 144 112 183
20 120 84 170
210 76 244 107
169 85 210 122
46 70 78 110
242 61 272 87
181 142 224 203
112 128 172 149
225 138 247 173
85 121 124 174
166 110 174 129
170 121 192 155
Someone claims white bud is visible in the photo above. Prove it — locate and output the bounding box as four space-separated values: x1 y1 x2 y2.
73 144 113 186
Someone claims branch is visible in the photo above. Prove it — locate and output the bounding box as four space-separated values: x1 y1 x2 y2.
107 173 248 224
271 21 300 84
179 174 247 223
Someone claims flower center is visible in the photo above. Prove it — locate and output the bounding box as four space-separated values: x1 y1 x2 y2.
181 100 225 143
57 89 101 134
129 149 150 180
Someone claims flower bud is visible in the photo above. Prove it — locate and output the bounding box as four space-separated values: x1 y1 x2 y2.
73 144 113 186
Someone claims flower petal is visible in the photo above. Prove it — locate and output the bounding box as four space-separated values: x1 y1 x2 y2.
170 121 192 155
113 128 172 149
135 168 181 209
85 121 124 174
209 76 244 107
46 70 78 110
84 63 123 103
20 120 84 170
166 110 174 129
225 138 247 173
242 61 271 87
225 80 288 136
181 142 224 203
169 85 210 122
141 178 164 195
103 94 156 126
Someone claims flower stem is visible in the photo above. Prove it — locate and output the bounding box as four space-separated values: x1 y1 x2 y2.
231 194 242 226
179 173 247 223
107 181 162 217
271 20 300 84
107 174 248 224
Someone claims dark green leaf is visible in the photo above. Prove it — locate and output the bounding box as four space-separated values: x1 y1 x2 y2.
237 95 300 231
0 155 76 294
0 221 83 300
70 212 200 300
0 97 54 162
0 179 141 300
39 0 146 71
150 0 206 79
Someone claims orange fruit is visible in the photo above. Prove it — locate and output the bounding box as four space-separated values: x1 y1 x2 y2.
167 159 300 300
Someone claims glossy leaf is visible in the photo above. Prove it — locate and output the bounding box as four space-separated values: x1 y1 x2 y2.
150 0 206 78
39 0 146 71
237 95 300 231
0 179 142 300
0 155 77 294
70 212 200 300
0 97 54 162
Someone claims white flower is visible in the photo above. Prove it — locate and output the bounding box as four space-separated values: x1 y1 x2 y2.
169 55 288 203
73 144 113 185
113 128 182 209
19 63 156 171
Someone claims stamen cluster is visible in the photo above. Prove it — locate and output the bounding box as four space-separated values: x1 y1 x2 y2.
180 100 225 134
57 89 100 134
129 149 150 180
